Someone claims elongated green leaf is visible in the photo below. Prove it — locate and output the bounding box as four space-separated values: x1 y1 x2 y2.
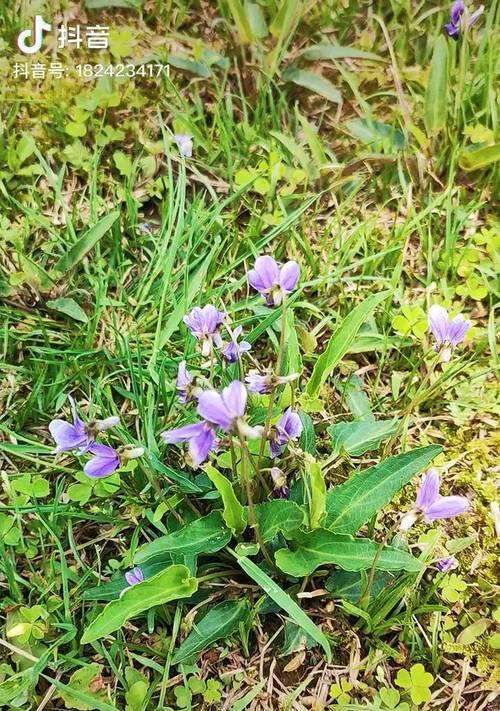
329 417 399 456
275 531 421 577
324 445 442 533
55 210 120 272
299 43 383 62
226 0 254 43
304 458 326 528
134 512 231 565
299 411 316 454
424 35 448 134
81 565 197 643
269 130 311 175
335 374 373 420
235 554 332 660
172 599 250 664
205 465 247 534
458 143 500 171
306 291 389 397
82 553 176 601
254 500 304 542
282 68 342 104
46 297 88 323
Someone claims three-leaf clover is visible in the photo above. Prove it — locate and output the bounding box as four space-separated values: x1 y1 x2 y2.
0 513 21 545
329 679 353 705
439 573 467 603
395 664 434 705
392 305 428 339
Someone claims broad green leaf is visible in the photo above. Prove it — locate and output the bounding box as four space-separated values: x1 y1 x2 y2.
58 663 109 711
134 512 231 565
282 68 342 104
205 465 247 535
269 131 311 176
275 530 422 577
456 619 489 645
347 118 406 150
329 417 399 456
458 143 500 171
172 599 250 664
166 55 212 77
281 620 318 655
244 1 268 39
55 211 120 273
306 291 389 397
85 0 142 8
81 565 197 643
324 445 442 533
235 554 331 660
304 458 325 528
299 43 383 62
254 500 304 542
46 297 88 323
424 35 448 134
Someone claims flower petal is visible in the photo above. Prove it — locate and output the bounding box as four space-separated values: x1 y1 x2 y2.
447 315 471 345
428 305 449 345
161 422 206 444
49 419 87 452
450 0 465 24
424 495 470 521
222 381 247 419
279 260 300 293
84 449 120 478
189 426 218 466
416 468 441 511
248 255 280 292
280 409 303 439
197 391 232 429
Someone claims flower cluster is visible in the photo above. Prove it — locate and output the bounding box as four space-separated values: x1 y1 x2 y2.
162 256 303 482
49 397 143 478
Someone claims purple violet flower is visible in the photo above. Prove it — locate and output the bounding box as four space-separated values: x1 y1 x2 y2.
444 0 484 39
197 381 261 438
125 566 145 586
246 370 299 394
222 326 252 363
83 443 143 479
84 443 121 478
176 361 197 404
49 395 119 453
270 467 290 498
161 421 218 467
183 305 226 357
400 468 470 531
174 134 193 157
428 305 471 362
437 556 459 573
270 408 303 458
247 255 300 307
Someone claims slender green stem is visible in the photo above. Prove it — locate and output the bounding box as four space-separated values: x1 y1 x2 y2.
360 518 401 607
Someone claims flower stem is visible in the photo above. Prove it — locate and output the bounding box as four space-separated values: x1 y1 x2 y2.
360 518 401 607
256 297 288 474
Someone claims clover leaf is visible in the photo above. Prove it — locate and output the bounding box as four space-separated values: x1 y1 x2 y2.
395 664 434 705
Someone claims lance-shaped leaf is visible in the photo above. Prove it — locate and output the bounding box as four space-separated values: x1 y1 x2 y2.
55 210 120 273
306 291 389 397
82 553 177 601
424 35 448 135
134 512 231 565
275 530 422 577
304 458 326 528
235 554 332 661
329 417 400 456
254 500 304 542
325 445 442 534
205 465 247 534
172 599 250 664
81 565 197 644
